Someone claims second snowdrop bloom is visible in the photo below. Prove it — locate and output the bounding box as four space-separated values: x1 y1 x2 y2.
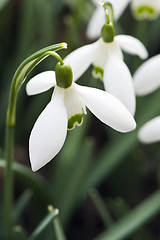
87 0 130 39
131 0 160 20
26 62 136 171
65 33 148 116
134 54 160 96
138 116 160 144
133 55 160 144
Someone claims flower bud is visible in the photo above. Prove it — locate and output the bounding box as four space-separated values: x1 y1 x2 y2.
55 62 73 89
101 23 115 43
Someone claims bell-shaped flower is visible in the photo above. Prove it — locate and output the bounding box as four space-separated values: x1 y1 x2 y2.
87 0 160 40
131 0 160 20
87 0 130 39
26 62 136 171
64 35 148 116
138 116 160 143
134 54 160 96
133 54 160 144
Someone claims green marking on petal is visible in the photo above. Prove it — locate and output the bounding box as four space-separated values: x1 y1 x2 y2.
134 5 158 20
92 66 104 80
68 114 83 130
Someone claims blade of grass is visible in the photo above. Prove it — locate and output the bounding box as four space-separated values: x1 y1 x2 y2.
13 189 33 224
94 189 160 240
0 159 52 203
48 205 67 240
28 207 59 240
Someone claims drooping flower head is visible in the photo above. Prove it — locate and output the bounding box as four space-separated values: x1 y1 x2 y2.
133 54 160 144
65 2 148 116
87 0 160 40
26 59 136 171
131 0 160 20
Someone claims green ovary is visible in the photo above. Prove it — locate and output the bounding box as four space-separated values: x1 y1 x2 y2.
68 114 83 130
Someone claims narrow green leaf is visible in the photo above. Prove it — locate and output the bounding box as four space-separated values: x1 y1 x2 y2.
13 226 28 240
0 159 53 203
48 205 67 240
28 207 59 240
89 189 113 227
13 189 33 224
94 190 160 240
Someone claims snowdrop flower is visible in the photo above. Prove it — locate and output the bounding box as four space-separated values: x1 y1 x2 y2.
65 33 148 116
87 0 160 40
131 0 160 20
134 54 160 96
87 0 130 39
138 116 160 143
133 54 160 144
26 61 136 171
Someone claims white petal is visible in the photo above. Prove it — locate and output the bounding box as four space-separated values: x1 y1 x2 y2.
109 0 130 20
134 54 160 96
75 84 136 133
103 54 136 116
26 71 56 95
138 116 160 143
86 6 106 40
115 35 148 59
29 86 68 171
64 42 98 81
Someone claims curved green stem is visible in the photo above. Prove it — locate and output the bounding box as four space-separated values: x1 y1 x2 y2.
47 51 64 65
3 42 67 239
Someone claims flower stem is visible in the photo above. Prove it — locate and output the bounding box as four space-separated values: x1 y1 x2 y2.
47 51 64 65
4 125 14 239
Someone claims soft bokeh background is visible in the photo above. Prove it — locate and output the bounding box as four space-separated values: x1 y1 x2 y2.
0 0 160 239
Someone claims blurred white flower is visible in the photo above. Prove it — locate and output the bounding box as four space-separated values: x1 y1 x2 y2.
65 35 148 115
87 0 130 39
133 54 160 144
87 0 160 40
131 0 160 20
138 116 160 143
26 65 136 171
134 54 160 96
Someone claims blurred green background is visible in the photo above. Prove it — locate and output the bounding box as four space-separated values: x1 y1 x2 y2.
0 0 160 239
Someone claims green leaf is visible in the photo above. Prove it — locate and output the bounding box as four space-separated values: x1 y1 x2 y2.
94 190 160 240
13 189 33 224
28 207 59 240
48 205 67 240
13 226 28 240
0 159 53 203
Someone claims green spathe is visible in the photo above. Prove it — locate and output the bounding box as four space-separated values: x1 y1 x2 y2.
101 23 114 43
55 62 73 89
68 114 83 130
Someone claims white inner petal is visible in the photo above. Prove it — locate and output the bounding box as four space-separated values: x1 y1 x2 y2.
93 39 123 70
64 83 87 129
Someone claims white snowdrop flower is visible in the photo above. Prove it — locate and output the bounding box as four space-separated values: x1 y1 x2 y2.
131 0 160 20
87 0 160 40
87 0 130 39
26 62 136 171
133 54 160 144
134 54 160 96
138 116 160 143
64 35 148 116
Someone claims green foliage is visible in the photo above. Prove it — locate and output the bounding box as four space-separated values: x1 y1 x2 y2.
0 0 160 239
